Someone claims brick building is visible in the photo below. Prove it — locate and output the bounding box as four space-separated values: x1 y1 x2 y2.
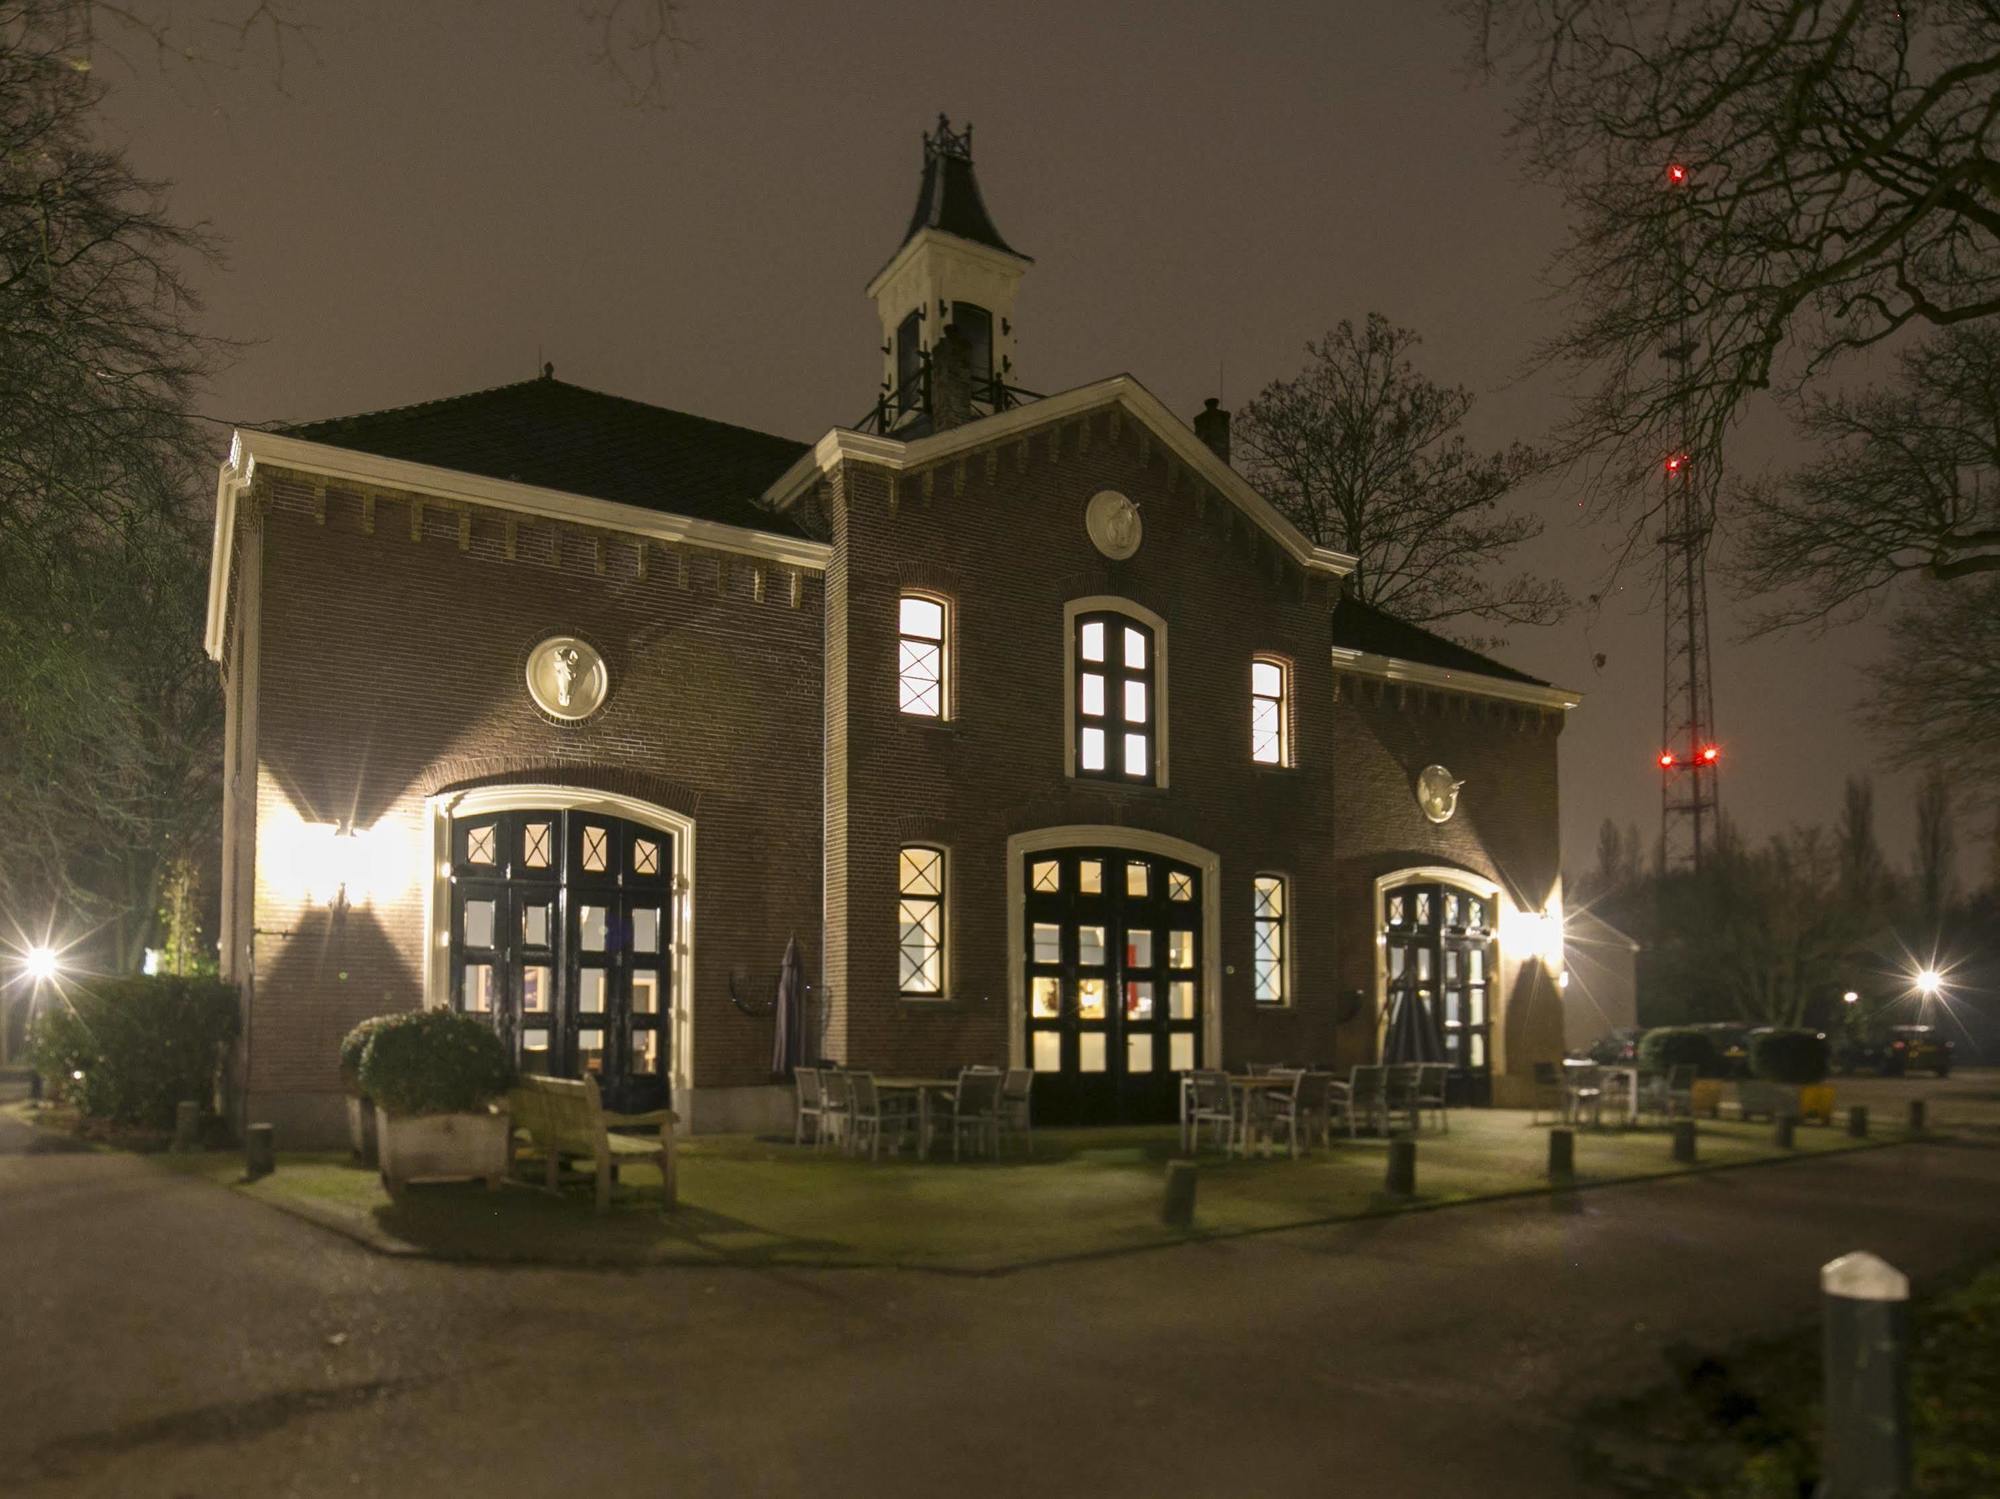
205 119 1580 1144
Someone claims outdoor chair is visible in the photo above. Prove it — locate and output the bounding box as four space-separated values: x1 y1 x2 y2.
1529 1061 1565 1125
1184 1070 1236 1154
1564 1065 1605 1127
1248 1070 1308 1158
793 1066 827 1147
937 1068 1004 1160
815 1068 853 1152
1637 1063 1698 1124
1335 1065 1388 1137
508 1074 676 1214
844 1073 917 1161
1384 1063 1423 1133
1294 1071 1338 1150
997 1068 1034 1156
1415 1062 1450 1133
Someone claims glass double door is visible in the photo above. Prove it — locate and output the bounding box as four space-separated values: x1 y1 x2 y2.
449 809 672 1115
1024 849 1202 1124
1381 882 1494 1106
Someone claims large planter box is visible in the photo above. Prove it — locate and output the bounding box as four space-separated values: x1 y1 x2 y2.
1690 1079 1725 1118
1734 1080 1798 1121
347 1096 378 1164
375 1107 509 1194
1798 1083 1835 1124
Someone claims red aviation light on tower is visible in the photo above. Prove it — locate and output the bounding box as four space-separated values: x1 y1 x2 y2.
1667 162 1689 185
1699 744 1721 764
1658 751 1677 769
1665 452 1690 475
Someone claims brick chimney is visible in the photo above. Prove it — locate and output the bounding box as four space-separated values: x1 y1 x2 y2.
1194 397 1231 465
932 321 975 431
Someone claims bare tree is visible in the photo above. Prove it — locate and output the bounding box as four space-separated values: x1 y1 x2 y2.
1865 577 2000 790
1912 767 1959 933
1462 2 2000 524
1235 316 1570 644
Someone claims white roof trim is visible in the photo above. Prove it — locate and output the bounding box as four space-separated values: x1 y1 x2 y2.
1330 645 1582 711
202 428 832 662
761 374 1359 579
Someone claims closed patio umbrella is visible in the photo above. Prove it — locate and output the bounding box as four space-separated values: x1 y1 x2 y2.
1382 984 1443 1065
771 935 804 1078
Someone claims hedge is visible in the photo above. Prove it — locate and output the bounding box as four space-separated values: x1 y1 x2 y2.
1750 1028 1830 1085
27 975 239 1129
355 1008 515 1118
338 1013 406 1098
1637 1026 1723 1079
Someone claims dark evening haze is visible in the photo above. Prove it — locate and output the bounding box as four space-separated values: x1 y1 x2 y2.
98 0 1920 884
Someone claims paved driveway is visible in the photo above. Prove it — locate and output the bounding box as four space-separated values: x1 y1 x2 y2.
4 1074 1998 1499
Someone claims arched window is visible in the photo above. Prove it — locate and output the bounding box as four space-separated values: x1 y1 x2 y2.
1073 608 1159 784
897 592 950 718
1251 655 1290 765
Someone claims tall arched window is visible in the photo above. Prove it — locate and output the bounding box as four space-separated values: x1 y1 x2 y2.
1074 609 1158 784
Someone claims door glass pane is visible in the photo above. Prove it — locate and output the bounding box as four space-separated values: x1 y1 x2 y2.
521 965 551 1014
633 1031 661 1074
633 908 660 954
1081 726 1106 771
1081 673 1105 716
1077 978 1106 1019
579 969 606 1014
1416 948 1433 981
1168 871 1193 901
465 824 496 865
521 1027 551 1068
1127 930 1154 967
1388 894 1405 926
463 963 496 1012
522 903 551 949
1032 923 1062 963
523 822 552 868
1469 989 1486 1026
1445 949 1460 981
1445 990 1462 1024
632 972 660 1015
633 838 661 876
1126 861 1149 897
1169 980 1196 1019
1470 949 1486 982
1169 930 1195 968
579 1030 605 1073
1033 1032 1062 1072
1077 926 1106 967
1078 1033 1107 1072
1170 1033 1195 1071
1030 977 1061 1018
463 899 496 949
1470 1033 1486 1068
580 905 608 952
1123 680 1147 724
1123 626 1146 668
1124 980 1154 1019
1078 860 1102 894
1126 1035 1154 1073
1123 733 1148 776
582 826 608 873
1031 860 1059 893
1080 620 1105 662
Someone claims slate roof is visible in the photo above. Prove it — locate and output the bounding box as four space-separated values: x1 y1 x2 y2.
899 123 1028 260
277 375 813 538
1330 594 1550 688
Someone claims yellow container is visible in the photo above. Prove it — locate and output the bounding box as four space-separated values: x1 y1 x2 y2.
1691 1078 1725 1118
1799 1084 1835 1124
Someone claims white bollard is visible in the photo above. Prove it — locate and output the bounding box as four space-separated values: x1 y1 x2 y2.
1818 1251 1910 1498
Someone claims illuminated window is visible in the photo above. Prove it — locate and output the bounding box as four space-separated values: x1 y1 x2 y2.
898 845 946 996
898 593 949 718
1251 656 1289 765
1075 609 1156 783
1252 875 1288 1005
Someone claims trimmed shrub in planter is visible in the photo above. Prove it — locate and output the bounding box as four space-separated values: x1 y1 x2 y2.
1638 1027 1722 1079
337 1013 405 1163
1749 1029 1830 1085
357 1009 516 1193
27 975 239 1130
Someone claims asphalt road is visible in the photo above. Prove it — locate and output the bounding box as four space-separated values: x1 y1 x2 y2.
3 1073 1997 1499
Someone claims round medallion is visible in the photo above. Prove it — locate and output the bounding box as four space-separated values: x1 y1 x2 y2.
525 635 608 722
1416 764 1464 824
1085 489 1143 560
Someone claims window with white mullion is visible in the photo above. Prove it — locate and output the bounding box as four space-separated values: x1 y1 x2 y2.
1076 611 1155 783
1252 874 1288 1005
897 593 948 718
1251 656 1289 765
897 845 946 996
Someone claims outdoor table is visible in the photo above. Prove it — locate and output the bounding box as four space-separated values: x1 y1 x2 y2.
871 1076 958 1160
1561 1060 1642 1125
1226 1074 1298 1158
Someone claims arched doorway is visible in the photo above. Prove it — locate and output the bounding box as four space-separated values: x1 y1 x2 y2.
1377 870 1500 1106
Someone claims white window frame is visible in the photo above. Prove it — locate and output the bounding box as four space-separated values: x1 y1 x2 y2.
897 844 948 998
1062 596 1169 788
1251 872 1290 1007
897 591 951 719
1251 654 1290 766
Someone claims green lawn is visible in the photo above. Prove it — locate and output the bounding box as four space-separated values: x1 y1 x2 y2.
147 1108 1909 1274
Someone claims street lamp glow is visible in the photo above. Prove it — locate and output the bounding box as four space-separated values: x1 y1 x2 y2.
1915 968 1943 998
1842 990 1859 1005
23 945 60 983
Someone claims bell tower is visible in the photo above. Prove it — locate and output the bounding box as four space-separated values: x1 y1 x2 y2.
864 116 1032 433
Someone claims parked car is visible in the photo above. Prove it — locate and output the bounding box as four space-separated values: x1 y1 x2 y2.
1834 1024 1954 1078
1569 1028 1644 1066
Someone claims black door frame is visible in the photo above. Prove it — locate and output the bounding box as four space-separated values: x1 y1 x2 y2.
1380 879 1496 1106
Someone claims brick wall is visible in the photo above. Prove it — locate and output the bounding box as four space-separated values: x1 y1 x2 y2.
243 472 824 1123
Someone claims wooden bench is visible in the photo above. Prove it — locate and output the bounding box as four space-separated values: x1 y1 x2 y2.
508 1075 678 1214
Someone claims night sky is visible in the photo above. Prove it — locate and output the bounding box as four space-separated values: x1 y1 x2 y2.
96 1 1924 886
